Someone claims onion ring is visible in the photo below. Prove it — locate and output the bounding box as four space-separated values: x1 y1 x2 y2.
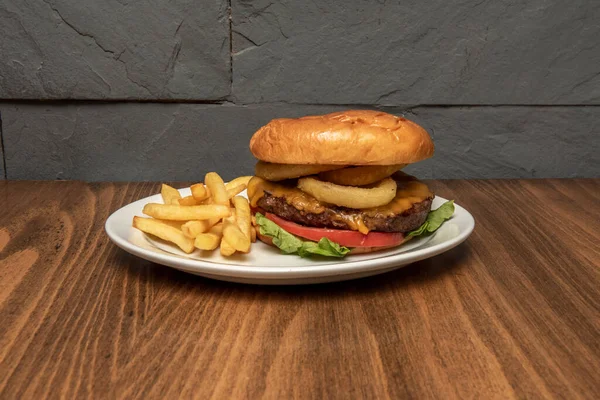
318 164 406 186
298 177 397 209
255 161 345 181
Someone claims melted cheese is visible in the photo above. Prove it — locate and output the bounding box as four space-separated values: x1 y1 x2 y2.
362 180 433 217
247 175 433 234
332 213 371 235
248 177 326 213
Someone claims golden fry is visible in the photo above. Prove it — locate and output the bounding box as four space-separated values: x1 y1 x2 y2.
220 237 236 256
143 203 230 221
225 176 252 189
178 195 198 206
155 219 184 230
226 184 246 199
194 224 224 251
137 176 259 257
161 184 181 205
181 220 212 239
192 198 220 225
205 172 228 206
195 235 219 251
223 216 251 253
190 183 210 202
233 196 252 241
133 217 194 253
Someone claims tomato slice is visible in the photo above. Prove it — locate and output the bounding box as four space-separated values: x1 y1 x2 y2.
264 213 405 248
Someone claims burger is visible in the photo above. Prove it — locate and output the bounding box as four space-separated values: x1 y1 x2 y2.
247 110 454 257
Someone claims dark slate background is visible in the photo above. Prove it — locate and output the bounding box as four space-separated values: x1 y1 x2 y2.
1 0 599 181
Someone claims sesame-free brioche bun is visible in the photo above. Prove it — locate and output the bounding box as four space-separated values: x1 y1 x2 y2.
249 110 434 165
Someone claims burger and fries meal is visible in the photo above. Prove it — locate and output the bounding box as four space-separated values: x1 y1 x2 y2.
133 110 454 259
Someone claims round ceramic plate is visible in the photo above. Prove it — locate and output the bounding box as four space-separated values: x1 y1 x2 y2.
105 189 474 285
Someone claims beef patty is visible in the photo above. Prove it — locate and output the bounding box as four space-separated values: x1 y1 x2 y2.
257 193 432 233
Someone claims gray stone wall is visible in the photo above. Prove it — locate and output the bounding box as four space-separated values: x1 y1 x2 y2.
1 0 599 181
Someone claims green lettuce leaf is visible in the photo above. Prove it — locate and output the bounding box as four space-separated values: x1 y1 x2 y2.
255 213 351 258
407 200 455 238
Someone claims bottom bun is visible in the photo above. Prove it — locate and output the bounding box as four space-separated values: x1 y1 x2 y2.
256 232 405 255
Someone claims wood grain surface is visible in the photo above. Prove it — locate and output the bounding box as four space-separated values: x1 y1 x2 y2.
0 179 598 399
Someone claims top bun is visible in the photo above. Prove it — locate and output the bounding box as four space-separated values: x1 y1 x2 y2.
249 110 434 165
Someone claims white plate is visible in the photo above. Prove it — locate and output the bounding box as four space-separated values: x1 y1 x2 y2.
105 189 474 285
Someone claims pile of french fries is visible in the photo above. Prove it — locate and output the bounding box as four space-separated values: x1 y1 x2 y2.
132 173 255 256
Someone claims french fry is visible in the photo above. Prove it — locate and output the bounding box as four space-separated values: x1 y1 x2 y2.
161 184 181 205
233 196 252 241
223 216 251 253
226 184 246 199
181 220 212 239
220 236 236 256
199 197 213 205
178 196 198 206
196 197 221 227
136 175 258 257
226 176 252 189
190 183 210 202
205 172 228 206
220 216 239 255
133 217 194 253
155 219 184 230
143 203 230 221
194 224 223 250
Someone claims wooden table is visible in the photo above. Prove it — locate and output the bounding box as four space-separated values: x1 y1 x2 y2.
0 179 598 399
